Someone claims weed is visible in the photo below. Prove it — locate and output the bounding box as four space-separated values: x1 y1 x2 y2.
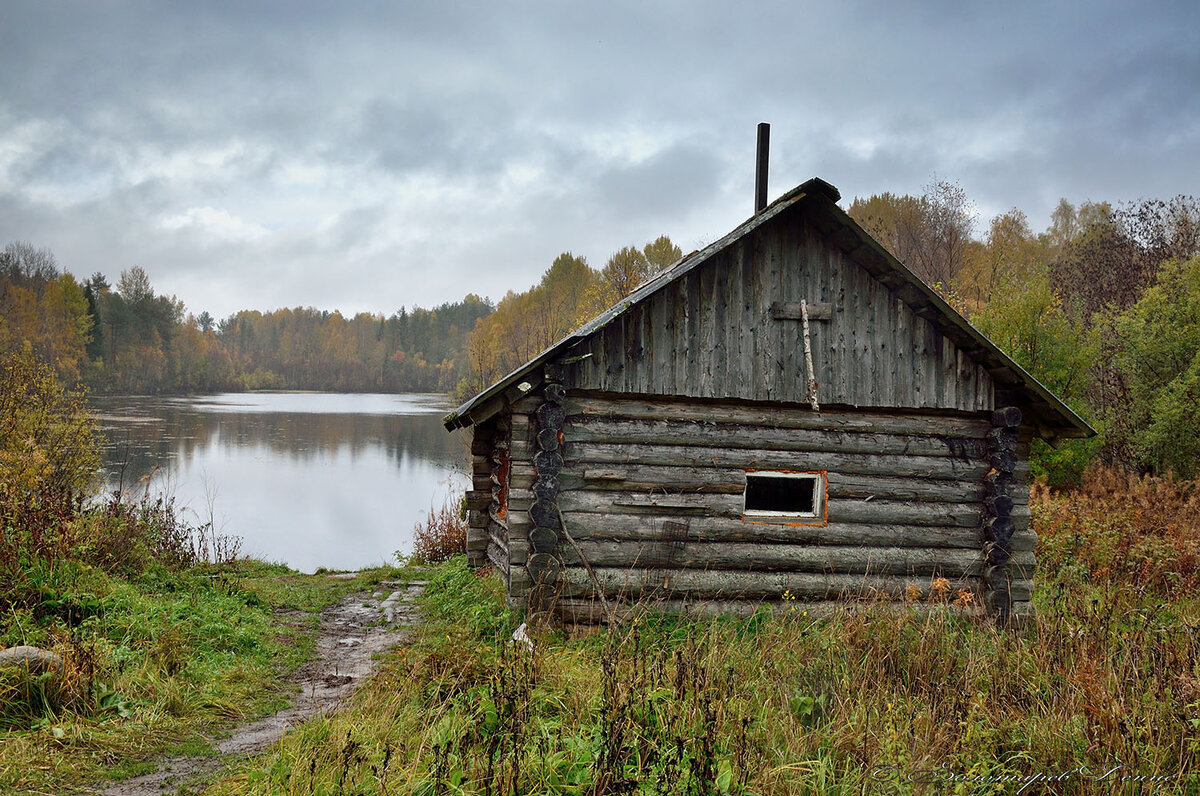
410 493 468 565
203 469 1200 794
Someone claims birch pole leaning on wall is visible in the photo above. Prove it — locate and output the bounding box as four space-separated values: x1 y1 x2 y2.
801 299 820 411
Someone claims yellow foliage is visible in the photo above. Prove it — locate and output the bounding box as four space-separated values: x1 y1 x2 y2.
0 350 98 501
0 270 91 387
462 238 678 397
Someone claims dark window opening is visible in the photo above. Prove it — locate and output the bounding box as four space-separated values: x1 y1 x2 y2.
744 472 821 517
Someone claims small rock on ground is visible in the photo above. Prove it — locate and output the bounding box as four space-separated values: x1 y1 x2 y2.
0 645 63 674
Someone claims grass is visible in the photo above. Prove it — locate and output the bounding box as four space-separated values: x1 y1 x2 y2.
201 471 1200 795
1 352 424 793
0 551 409 793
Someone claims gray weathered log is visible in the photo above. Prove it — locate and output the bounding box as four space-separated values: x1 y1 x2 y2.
511 393 543 413
556 567 1031 602
985 495 1014 517
563 417 989 459
529 500 562 530
534 450 564 476
513 464 989 503
486 539 508 573
509 537 529 567
556 598 988 624
557 490 982 527
566 394 990 439
532 475 559 501
992 406 1023 427
552 513 1037 550
544 382 567 404
988 427 1018 452
553 540 1031 576
985 516 1016 542
536 402 566 429
487 507 509 532
563 441 989 479
527 552 561 586
990 449 1018 472
530 526 559 553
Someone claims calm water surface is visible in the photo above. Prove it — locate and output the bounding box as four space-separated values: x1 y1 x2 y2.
89 392 468 572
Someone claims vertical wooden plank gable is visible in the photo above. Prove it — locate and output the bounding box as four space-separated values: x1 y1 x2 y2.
563 213 994 413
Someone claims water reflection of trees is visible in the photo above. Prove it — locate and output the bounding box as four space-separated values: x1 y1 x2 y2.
93 399 468 488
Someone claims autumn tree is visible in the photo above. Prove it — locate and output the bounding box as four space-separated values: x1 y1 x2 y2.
1049 196 1200 323
1049 205 1141 321
848 180 976 290
598 246 651 306
537 252 598 345
957 209 1047 308
971 266 1099 485
596 236 680 308
0 241 60 293
0 348 98 502
643 235 682 270
0 242 92 384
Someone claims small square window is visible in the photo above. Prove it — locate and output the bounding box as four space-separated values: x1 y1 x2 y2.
744 471 824 519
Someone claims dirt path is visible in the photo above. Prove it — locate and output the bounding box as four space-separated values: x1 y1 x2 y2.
98 578 426 795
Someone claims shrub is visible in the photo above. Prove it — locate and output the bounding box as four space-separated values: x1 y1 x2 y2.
1 351 239 615
410 494 468 564
1 351 98 609
1109 255 1200 477
1036 466 1200 596
0 349 98 517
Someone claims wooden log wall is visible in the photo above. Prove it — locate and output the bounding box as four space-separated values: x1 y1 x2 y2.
467 416 512 586
465 418 495 570
565 214 994 412
525 372 567 618
506 400 536 602
505 391 1037 623
982 406 1036 623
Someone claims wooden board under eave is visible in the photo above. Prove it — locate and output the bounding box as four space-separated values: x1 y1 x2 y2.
565 214 994 412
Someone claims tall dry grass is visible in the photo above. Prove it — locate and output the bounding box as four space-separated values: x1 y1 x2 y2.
206 470 1200 794
411 494 468 564
1035 466 1200 596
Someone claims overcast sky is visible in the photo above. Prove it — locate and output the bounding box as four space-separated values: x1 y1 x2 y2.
2 1 1197 319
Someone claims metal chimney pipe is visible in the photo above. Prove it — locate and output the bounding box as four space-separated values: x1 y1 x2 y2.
754 122 770 213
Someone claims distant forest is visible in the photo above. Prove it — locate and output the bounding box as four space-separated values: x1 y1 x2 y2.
0 246 493 395
0 234 680 400
3 183 1199 482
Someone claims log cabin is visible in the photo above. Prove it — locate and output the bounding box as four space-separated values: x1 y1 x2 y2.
444 176 1093 626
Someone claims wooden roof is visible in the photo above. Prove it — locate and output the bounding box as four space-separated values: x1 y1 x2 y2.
445 178 1094 440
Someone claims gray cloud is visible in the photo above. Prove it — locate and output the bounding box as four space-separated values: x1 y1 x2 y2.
1 1 1197 318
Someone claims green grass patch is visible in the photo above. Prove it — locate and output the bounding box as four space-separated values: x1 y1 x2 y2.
0 560 408 793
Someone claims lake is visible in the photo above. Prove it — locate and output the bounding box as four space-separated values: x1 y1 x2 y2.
89 392 469 573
